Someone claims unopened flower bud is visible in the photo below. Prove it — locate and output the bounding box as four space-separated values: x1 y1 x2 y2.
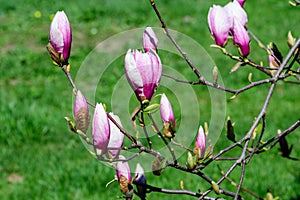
143 26 158 52
116 155 132 195
212 66 218 84
92 103 110 154
48 11 72 65
134 163 147 200
287 31 296 48
124 49 162 102
160 93 176 138
186 151 196 170
73 90 90 133
152 155 166 176
212 181 222 194
106 113 124 159
269 55 279 76
194 125 206 160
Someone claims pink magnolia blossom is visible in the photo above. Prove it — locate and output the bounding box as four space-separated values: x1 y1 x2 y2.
116 156 132 182
73 90 90 133
116 155 132 194
160 93 176 127
49 11 72 61
73 90 88 116
208 5 232 46
124 49 162 102
194 125 206 159
92 103 110 154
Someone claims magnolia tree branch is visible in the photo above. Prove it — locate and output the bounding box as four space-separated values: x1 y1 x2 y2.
147 0 299 199
257 119 300 153
47 1 299 199
149 0 204 81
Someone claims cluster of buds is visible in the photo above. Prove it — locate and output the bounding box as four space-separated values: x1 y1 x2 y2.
47 11 72 66
124 27 161 103
208 0 250 57
116 160 148 199
73 91 124 158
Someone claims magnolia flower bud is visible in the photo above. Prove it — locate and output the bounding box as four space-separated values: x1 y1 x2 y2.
143 26 158 52
225 0 248 27
160 93 176 138
74 90 90 133
186 151 196 170
92 103 110 154
287 31 296 48
124 49 162 102
236 0 246 8
232 18 250 57
152 155 166 176
194 125 206 159
106 113 124 159
48 11 72 64
134 163 147 200
208 5 232 46
269 55 279 76
116 155 132 195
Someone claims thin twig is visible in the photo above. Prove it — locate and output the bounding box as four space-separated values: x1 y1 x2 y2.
257 119 300 153
143 183 202 198
235 161 246 199
148 114 177 164
223 37 300 199
149 0 203 80
219 169 263 199
140 111 153 149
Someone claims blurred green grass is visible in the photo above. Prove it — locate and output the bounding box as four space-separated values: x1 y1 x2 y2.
0 0 299 199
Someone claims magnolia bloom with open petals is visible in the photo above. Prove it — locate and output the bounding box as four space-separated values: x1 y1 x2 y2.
49 11 72 63
225 0 248 27
232 18 250 57
208 5 232 47
73 90 90 133
194 125 206 159
106 113 124 159
143 26 158 52
92 103 110 154
116 155 132 195
124 49 162 102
